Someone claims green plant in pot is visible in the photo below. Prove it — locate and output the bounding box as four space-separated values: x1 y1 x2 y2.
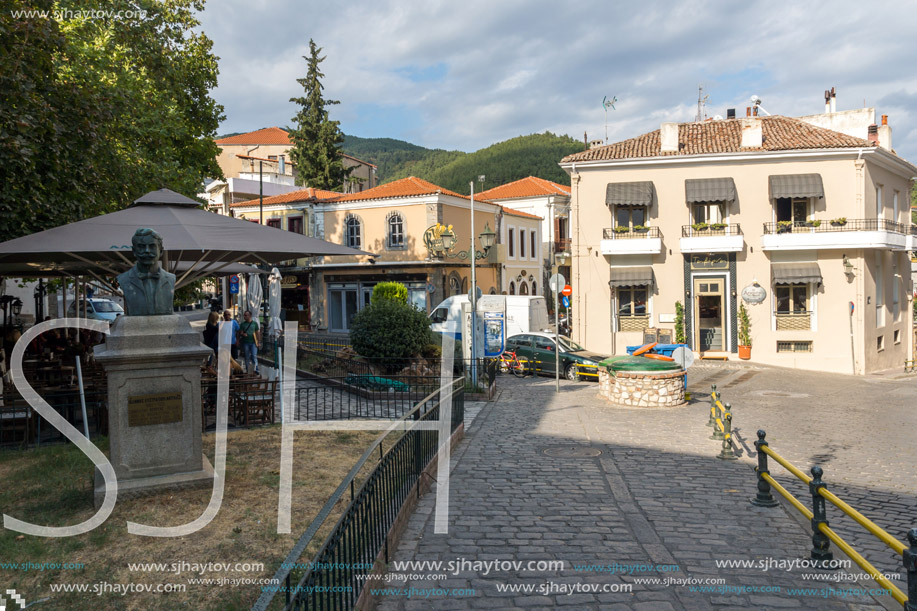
692 222 709 232
738 303 752 359
614 225 631 234
831 217 847 226
776 220 793 233
633 224 649 233
711 222 727 230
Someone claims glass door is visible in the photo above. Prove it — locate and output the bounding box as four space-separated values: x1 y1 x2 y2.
694 278 724 351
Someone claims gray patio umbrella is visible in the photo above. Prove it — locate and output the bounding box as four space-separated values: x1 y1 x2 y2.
0 188 368 288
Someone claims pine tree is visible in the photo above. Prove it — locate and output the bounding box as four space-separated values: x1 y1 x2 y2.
288 40 351 190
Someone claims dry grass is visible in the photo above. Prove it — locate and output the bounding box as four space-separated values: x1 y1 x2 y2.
0 426 384 610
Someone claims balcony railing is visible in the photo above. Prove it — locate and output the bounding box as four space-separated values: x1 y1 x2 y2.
602 226 662 240
775 311 812 331
681 223 743 238
554 237 571 252
762 219 907 235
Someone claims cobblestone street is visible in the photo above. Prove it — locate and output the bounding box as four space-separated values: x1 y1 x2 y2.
374 363 917 610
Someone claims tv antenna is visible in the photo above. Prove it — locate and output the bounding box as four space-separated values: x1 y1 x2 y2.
750 94 771 116
695 84 709 122
603 96 616 143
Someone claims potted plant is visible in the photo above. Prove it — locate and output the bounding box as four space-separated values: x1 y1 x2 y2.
633 224 650 233
776 220 793 234
831 217 847 226
805 219 821 228
738 303 752 360
614 225 631 234
691 222 710 232
711 222 727 231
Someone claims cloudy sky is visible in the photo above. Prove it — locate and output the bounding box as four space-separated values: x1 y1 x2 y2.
199 0 917 162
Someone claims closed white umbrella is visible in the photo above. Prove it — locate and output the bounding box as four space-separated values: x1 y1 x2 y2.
246 273 263 317
268 268 283 337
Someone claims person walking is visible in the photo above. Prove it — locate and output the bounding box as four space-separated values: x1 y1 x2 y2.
239 309 261 374
202 311 220 363
222 310 241 362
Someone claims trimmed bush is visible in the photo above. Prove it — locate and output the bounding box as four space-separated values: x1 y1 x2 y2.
370 281 408 305
350 300 432 362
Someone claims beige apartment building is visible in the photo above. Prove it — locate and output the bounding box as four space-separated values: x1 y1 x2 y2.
560 100 916 374
230 177 541 332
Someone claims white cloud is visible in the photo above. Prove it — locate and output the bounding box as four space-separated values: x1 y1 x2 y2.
199 0 917 161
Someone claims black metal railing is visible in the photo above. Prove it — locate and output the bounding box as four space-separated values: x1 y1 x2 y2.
253 378 465 611
681 223 743 237
602 226 662 240
762 218 908 235
0 388 108 448
294 375 444 421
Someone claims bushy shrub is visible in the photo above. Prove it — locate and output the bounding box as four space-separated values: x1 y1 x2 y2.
350 300 431 361
371 281 408 305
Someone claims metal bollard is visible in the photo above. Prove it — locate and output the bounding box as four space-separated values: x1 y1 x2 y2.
808 466 835 568
751 430 779 507
904 528 917 611
707 384 718 427
717 408 738 460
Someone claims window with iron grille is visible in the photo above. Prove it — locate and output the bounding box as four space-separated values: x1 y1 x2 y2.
345 215 362 248
617 286 649 331
776 341 812 353
387 212 405 248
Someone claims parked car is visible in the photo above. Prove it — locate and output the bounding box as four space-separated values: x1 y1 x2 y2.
65 298 124 324
504 332 606 381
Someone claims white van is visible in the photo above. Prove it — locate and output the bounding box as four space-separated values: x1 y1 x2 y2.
430 295 549 339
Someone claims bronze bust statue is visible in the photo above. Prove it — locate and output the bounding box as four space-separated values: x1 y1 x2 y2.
117 228 176 316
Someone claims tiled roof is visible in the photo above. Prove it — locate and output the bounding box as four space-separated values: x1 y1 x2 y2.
502 207 543 220
229 188 342 208
235 153 294 165
478 176 570 200
342 153 376 168
561 116 875 163
215 127 291 146
335 176 475 202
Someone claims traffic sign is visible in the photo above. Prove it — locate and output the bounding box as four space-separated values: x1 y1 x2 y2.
672 347 695 369
229 274 240 295
549 273 566 293
561 295 570 308
561 284 572 297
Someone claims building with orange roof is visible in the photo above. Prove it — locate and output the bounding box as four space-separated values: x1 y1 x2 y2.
478 176 572 301
559 91 916 374
204 127 376 213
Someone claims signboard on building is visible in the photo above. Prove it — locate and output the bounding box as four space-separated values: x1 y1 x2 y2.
741 283 767 304
281 274 299 288
690 254 729 270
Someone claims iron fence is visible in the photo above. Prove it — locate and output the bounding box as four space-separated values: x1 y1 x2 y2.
253 378 465 611
0 388 108 448
762 218 908 235
295 376 443 421
602 226 662 240
681 223 743 237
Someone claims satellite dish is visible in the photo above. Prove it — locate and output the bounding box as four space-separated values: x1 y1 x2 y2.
672 347 695 370
750 94 762 104
713 115 724 120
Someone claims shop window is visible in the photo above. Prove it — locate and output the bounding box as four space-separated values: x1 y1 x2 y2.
387 212 405 248
777 341 812 353
345 215 362 248
328 285 359 332
614 206 646 229
617 286 649 331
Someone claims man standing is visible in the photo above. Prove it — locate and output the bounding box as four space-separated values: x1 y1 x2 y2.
222 310 241 361
239 310 261 374
116 228 176 316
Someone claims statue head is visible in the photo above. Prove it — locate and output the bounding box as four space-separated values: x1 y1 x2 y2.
131 228 164 272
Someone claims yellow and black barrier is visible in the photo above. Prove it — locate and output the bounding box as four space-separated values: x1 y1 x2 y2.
706 384 737 460
752 430 917 610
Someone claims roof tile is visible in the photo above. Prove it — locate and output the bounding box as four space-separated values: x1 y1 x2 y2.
230 188 342 208
477 176 570 200
215 127 291 146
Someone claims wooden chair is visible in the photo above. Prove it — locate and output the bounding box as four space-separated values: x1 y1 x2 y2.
0 397 33 447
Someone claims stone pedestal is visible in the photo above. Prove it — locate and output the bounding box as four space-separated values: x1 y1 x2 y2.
93 315 214 508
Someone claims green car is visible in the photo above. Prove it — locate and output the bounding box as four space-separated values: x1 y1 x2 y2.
504 332 606 381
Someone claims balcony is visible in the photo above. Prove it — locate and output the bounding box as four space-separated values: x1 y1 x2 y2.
908 225 917 251
554 237 571 253
761 219 909 251
775 311 812 331
600 226 663 255
679 223 744 253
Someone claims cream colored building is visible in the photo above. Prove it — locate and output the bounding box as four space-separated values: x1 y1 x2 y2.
204 127 377 213
560 101 915 374
230 176 541 333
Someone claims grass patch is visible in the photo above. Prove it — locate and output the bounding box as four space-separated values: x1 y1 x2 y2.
0 426 382 610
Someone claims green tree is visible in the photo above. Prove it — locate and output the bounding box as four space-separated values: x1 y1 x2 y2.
288 40 352 191
0 0 224 240
371 282 408 305
349 300 432 364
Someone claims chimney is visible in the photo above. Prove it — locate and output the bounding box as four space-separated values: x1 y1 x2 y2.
867 124 878 144
740 117 763 148
830 87 836 113
660 122 679 152
877 115 892 151
746 106 752 117
726 108 736 119
825 89 831 114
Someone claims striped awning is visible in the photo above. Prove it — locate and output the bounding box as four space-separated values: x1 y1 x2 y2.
609 267 655 287
769 174 825 199
606 181 654 207
772 262 823 285
685 178 736 203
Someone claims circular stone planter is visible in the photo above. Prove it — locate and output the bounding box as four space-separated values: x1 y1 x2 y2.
598 357 686 407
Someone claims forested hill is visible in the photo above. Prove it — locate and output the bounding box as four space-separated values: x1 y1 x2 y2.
342 132 585 193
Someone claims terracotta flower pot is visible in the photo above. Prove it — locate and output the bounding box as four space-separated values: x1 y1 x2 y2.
738 345 751 360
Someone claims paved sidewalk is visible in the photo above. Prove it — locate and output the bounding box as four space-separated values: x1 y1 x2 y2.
372 366 917 610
